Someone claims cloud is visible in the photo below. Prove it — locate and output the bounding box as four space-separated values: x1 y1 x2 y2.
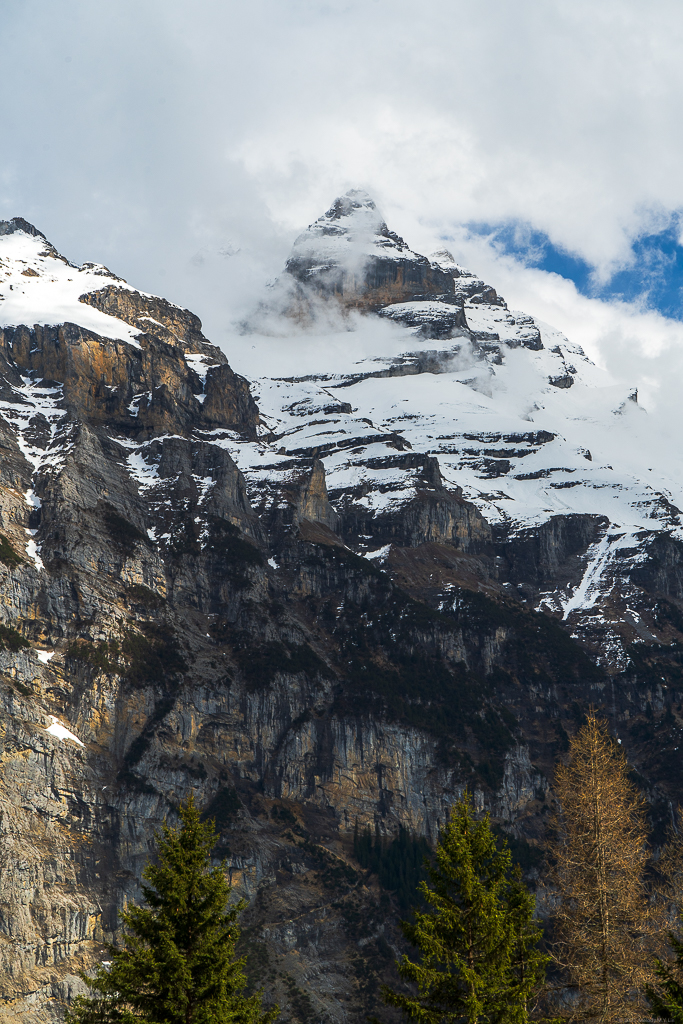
2 0 683 425
441 227 683 427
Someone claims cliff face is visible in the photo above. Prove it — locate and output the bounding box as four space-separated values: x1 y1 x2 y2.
283 190 464 324
1 202 683 1024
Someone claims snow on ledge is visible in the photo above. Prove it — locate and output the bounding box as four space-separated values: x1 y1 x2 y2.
365 543 392 561
35 650 55 664
45 715 84 747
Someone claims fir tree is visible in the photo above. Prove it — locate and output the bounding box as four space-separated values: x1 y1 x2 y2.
66 796 278 1024
646 933 683 1024
353 821 431 913
382 796 547 1024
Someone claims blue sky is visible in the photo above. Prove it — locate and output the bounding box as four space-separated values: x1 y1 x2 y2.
464 218 683 321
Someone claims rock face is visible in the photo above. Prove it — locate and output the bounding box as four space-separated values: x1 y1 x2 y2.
283 190 462 322
1 202 683 1024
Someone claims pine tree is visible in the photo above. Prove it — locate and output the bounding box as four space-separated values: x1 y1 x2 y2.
66 796 279 1024
549 711 650 1024
382 796 548 1024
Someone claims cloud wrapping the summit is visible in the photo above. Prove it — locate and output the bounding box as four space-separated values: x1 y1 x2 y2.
2 0 683 420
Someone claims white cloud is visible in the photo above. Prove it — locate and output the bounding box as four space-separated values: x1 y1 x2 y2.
2 0 683 430
441 227 683 430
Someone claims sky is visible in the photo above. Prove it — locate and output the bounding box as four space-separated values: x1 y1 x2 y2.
3 0 683 416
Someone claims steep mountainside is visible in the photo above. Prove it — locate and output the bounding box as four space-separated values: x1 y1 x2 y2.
0 197 682 1024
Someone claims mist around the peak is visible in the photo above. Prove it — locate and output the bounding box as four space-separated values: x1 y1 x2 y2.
237 275 366 338
4 0 683 445
443 228 683 422
221 306 479 384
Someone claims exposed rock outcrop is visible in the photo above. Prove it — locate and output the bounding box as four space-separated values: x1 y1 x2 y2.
284 190 458 314
0 320 258 440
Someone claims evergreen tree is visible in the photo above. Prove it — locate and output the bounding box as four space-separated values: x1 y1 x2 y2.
646 810 683 1022
66 796 278 1024
646 932 683 1024
382 796 547 1024
353 822 431 913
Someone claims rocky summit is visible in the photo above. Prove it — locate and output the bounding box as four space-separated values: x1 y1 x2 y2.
1 193 683 1023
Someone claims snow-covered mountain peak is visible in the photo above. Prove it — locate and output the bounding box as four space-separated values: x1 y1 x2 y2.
288 188 418 270
281 190 459 318
3 200 682 666
0 217 48 240
0 223 228 367
275 192 511 325
321 188 378 220
429 249 476 278
0 220 142 345
221 193 683 660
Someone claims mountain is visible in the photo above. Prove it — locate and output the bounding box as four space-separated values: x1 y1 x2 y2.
0 196 682 1023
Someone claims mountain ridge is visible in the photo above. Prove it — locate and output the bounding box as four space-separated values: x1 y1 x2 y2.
0 197 682 1023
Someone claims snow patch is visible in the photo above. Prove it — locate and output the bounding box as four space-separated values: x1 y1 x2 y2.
0 376 70 478
184 352 220 384
365 544 392 562
192 474 216 503
24 531 44 571
126 447 161 489
561 533 638 620
24 489 41 509
45 715 84 747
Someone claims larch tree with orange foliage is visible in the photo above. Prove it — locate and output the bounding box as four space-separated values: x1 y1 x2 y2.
549 711 651 1024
